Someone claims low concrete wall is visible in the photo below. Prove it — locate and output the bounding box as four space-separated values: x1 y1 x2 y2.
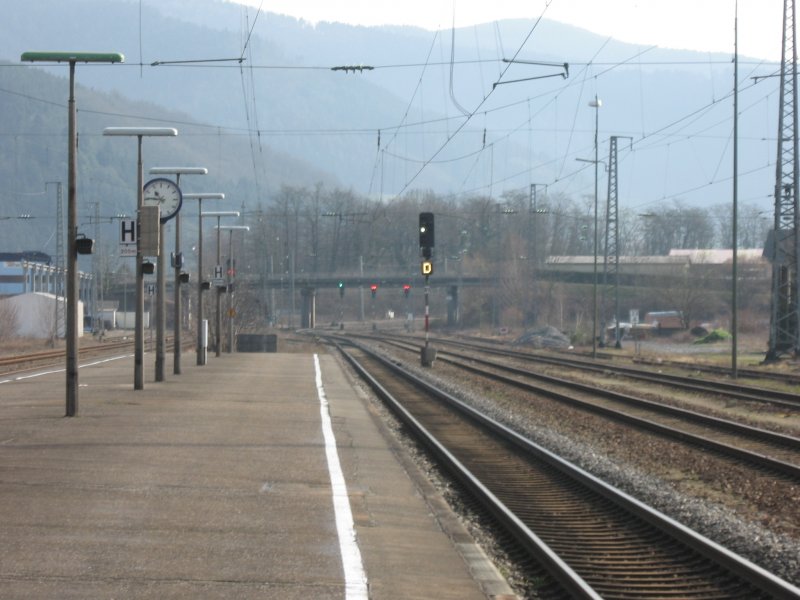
237 334 278 353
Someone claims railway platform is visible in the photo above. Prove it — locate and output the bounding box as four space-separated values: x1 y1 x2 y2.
0 348 515 599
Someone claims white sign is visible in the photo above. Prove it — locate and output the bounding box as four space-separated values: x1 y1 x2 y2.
212 265 225 286
630 309 640 326
120 219 137 257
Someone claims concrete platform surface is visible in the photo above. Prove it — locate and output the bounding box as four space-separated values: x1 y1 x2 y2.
0 350 514 599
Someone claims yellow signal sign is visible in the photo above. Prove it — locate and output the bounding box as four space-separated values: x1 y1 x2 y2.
421 260 433 276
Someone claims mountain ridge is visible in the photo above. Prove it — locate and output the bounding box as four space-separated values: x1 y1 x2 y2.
0 0 778 215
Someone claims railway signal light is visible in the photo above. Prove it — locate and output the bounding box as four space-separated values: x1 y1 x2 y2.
142 260 155 275
419 212 435 259
403 284 411 297
75 234 94 255
338 281 345 298
421 260 433 276
370 283 378 298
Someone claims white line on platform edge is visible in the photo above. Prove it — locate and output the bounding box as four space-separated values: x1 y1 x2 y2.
314 353 369 599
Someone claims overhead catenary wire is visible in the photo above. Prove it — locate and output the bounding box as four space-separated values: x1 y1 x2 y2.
239 3 264 199
368 30 440 196
240 0 264 60
6 18 781 210
449 13 472 117
395 2 555 196
451 57 776 205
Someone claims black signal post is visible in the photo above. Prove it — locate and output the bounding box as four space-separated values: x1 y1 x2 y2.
337 281 344 328
419 212 436 367
369 284 378 325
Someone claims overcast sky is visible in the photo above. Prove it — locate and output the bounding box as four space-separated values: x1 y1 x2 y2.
237 0 782 61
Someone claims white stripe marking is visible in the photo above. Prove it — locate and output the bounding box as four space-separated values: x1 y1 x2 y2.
314 354 369 599
0 354 131 384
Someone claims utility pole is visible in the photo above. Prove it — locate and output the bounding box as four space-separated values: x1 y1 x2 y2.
767 0 800 361
93 202 100 337
732 0 740 377
602 136 632 349
528 183 548 266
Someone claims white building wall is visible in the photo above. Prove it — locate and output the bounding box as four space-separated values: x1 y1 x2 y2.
1 292 84 339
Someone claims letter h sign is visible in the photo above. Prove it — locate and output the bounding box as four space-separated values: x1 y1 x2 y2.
121 219 136 244
120 219 137 257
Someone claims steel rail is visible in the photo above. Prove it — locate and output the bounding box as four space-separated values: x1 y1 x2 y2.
371 335 800 480
390 333 800 410
331 336 800 599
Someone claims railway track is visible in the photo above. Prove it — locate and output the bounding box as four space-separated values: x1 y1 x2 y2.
386 333 800 410
0 337 164 374
453 332 800 387
631 354 800 387
363 334 800 481
332 337 800 599
0 340 129 365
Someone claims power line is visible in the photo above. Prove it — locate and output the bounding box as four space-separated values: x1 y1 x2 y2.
369 30 440 196
395 3 555 196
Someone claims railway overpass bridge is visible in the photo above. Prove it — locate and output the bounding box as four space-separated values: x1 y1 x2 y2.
253 251 769 328
261 274 487 328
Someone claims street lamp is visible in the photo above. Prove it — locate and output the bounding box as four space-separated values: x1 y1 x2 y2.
587 95 602 358
149 167 208 375
203 211 240 356
103 127 178 390
216 225 250 353
183 193 226 365
21 51 124 416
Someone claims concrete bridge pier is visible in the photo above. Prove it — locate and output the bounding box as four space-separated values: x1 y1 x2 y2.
300 287 316 329
447 285 459 327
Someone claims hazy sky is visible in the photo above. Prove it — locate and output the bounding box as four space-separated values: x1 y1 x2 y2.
237 0 782 61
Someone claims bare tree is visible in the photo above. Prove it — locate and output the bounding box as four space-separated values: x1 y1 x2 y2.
0 299 20 342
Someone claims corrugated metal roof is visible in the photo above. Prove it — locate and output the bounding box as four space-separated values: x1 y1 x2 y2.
667 249 764 263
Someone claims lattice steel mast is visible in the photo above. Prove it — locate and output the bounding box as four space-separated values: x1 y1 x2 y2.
767 0 800 360
601 136 630 348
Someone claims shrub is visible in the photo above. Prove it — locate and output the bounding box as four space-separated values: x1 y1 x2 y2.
692 328 731 344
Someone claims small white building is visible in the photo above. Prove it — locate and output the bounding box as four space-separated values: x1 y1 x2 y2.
0 292 84 339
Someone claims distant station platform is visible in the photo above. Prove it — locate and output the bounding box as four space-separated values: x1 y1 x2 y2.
0 349 514 598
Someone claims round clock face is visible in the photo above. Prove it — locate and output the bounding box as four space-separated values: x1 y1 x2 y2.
143 178 182 222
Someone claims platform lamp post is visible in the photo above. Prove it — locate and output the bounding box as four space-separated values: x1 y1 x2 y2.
588 96 602 358
20 51 124 416
183 193 226 365
203 211 240 356
576 154 609 345
575 96 603 357
149 167 208 375
103 127 178 390
216 225 249 353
